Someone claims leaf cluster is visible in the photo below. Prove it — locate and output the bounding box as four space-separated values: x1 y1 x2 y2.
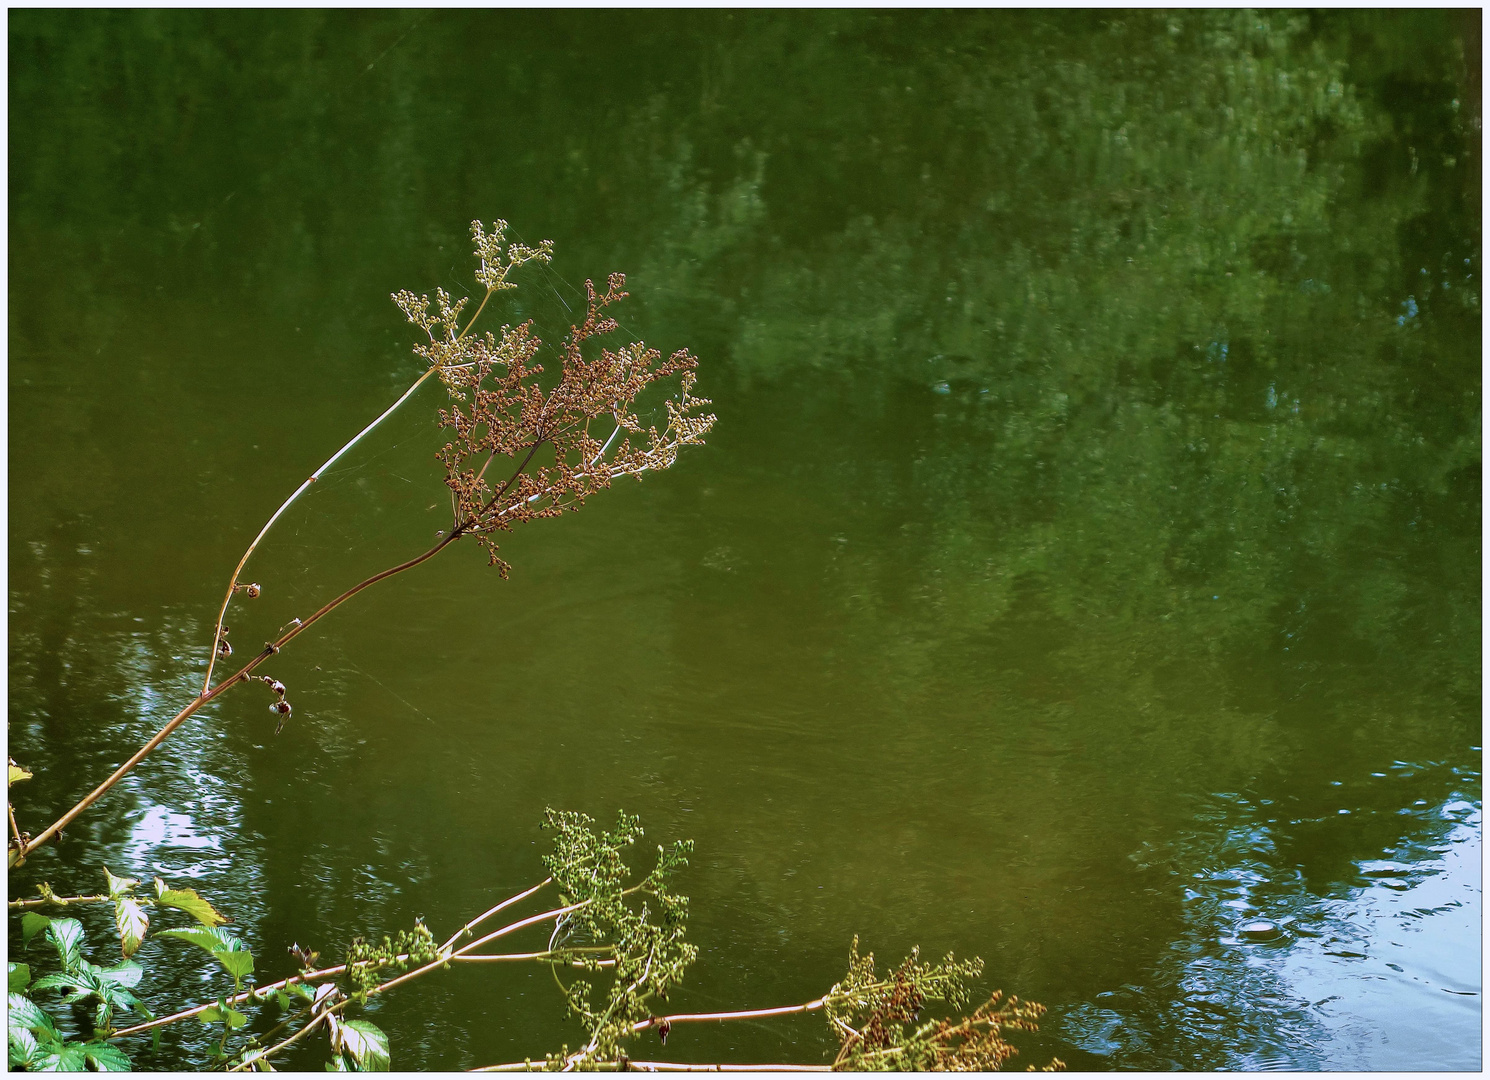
395 223 715 574
540 809 698 1068
825 938 1057 1072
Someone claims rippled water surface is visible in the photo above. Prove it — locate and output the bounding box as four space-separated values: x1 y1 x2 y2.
8 10 1481 1071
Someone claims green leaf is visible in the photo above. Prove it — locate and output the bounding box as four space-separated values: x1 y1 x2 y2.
100 868 137 901
326 1055 349 1071
45 919 85 973
335 1020 389 1072
272 989 289 1011
9 762 33 787
285 982 315 1002
10 1026 39 1067
8 992 56 1036
213 949 255 981
21 913 52 947
152 879 227 927
80 1042 130 1072
9 964 31 993
197 1001 246 1029
29 974 84 995
96 962 142 990
156 926 238 954
112 898 148 959
31 1040 87 1071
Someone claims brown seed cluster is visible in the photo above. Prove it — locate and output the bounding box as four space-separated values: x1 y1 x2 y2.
394 222 715 575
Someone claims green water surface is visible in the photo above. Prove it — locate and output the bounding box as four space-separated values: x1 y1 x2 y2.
8 10 1481 1070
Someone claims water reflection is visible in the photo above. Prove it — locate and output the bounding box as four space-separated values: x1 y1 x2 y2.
9 8 1480 1072
1068 783 1480 1070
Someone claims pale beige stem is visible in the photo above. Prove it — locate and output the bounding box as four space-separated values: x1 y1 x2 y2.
440 877 551 951
200 364 443 694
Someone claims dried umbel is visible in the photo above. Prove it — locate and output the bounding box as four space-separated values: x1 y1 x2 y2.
395 221 715 574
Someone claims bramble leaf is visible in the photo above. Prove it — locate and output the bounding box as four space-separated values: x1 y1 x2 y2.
113 898 148 958
334 1019 390 1072
156 926 237 954
45 919 85 973
9 1025 39 1068
213 949 254 981
27 1038 85 1072
9 762 32 787
97 961 143 990
30 1040 87 1071
81 1042 130 1072
101 868 138 901
9 964 31 993
152 879 227 927
8 992 56 1036
21 913 51 947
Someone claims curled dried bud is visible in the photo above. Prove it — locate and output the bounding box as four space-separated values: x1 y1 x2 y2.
217 639 232 658
656 1019 671 1045
270 700 291 716
245 582 261 598
269 680 286 697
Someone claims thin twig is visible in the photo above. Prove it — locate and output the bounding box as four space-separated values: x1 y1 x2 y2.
630 999 827 1034
8 803 24 854
200 364 443 695
473 1061 830 1073
440 878 551 951
8 893 111 909
109 964 350 1040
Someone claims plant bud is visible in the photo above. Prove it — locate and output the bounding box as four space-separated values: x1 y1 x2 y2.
270 700 292 716
269 680 286 697
245 582 261 598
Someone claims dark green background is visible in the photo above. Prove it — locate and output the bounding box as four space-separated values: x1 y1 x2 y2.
9 10 1481 1070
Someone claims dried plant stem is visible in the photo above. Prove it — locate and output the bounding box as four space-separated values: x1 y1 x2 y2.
451 950 616 967
474 1061 830 1074
199 364 443 695
229 1007 335 1072
440 877 552 951
630 1000 829 1034
8 893 111 909
109 963 352 1040
8 804 26 853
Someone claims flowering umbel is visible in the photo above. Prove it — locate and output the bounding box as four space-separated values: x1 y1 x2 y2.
393 221 715 575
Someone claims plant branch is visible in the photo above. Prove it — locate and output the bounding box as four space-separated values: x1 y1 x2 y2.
440 877 551 951
630 999 828 1035
200 364 443 695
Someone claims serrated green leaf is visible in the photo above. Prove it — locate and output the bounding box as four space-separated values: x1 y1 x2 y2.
156 926 238 953
44 919 85 973
285 982 315 1002
224 1006 247 1030
10 1025 39 1067
96 962 142 990
336 1020 389 1072
29 973 84 995
8 992 56 1035
21 913 52 947
197 1006 224 1025
31 1040 87 1071
326 1054 349 1071
273 989 289 1011
101 868 137 901
9 964 31 993
152 883 227 928
9 763 33 787
113 897 148 959
213 949 254 980
81 1042 130 1072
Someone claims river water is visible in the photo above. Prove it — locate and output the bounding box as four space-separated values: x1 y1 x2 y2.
9 11 1481 1071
